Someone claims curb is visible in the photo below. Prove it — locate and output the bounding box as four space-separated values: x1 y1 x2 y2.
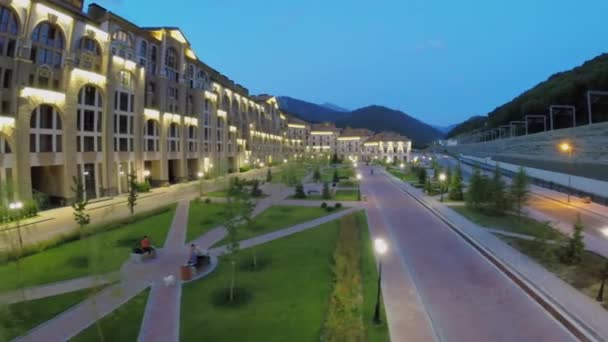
384 170 599 342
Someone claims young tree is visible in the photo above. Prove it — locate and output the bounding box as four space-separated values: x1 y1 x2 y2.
224 195 242 302
331 153 339 164
417 167 427 185
489 164 510 215
127 172 138 215
466 165 486 209
448 164 464 201
332 168 339 184
424 179 433 195
313 167 322 183
250 179 262 197
322 182 331 200
266 168 272 182
71 176 90 233
294 183 306 199
510 166 530 217
562 214 585 264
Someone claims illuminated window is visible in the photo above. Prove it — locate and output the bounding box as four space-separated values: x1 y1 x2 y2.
164 47 179 82
30 105 62 153
76 86 103 152
168 122 180 152
144 119 159 152
31 22 64 68
77 37 101 71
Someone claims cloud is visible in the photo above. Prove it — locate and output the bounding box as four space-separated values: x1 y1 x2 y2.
415 39 447 52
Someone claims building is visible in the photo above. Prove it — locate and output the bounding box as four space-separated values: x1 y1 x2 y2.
0 0 412 207
363 132 411 163
336 127 373 162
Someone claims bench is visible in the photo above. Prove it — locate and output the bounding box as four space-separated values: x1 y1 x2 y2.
180 255 211 281
130 248 157 263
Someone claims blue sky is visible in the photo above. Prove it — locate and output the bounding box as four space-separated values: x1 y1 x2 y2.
87 0 608 126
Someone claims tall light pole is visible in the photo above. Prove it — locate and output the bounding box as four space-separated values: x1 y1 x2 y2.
559 142 573 203
197 171 204 197
439 173 447 202
373 238 387 325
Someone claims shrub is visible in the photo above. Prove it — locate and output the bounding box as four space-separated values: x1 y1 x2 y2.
325 206 335 212
250 180 263 197
294 183 306 199
334 202 342 209
332 168 340 184
135 181 151 193
204 198 212 204
322 182 331 200
239 166 251 173
561 214 585 264
321 202 328 208
266 168 272 182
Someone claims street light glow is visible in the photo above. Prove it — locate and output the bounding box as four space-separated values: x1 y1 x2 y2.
283 159 288 164
439 173 447 182
374 238 387 255
9 201 23 210
260 162 265 167
197 172 204 178
400 163 405 169
143 170 151 177
560 142 572 152
356 173 362 180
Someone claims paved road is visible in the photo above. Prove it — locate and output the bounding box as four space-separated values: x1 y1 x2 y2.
361 165 574 341
437 155 608 240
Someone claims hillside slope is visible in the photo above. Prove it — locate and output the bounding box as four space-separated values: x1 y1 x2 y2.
448 53 608 138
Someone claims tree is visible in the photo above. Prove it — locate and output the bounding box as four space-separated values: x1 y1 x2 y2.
313 167 322 183
466 166 487 209
510 166 530 217
489 164 511 215
266 168 272 182
127 172 138 215
250 179 262 197
224 195 242 302
322 182 331 200
71 176 90 232
294 183 306 199
562 214 585 264
332 168 339 184
424 179 433 195
417 168 427 185
448 164 464 201
331 153 339 164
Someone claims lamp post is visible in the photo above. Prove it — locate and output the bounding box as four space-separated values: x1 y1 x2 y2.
559 142 573 203
439 173 447 202
373 238 387 325
197 171 204 197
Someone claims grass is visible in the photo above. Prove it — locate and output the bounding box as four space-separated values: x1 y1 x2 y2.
181 217 340 341
70 288 150 342
213 205 339 247
500 237 608 308
334 189 360 201
204 190 228 197
0 206 176 292
449 205 562 239
0 288 95 341
387 168 418 183
187 200 230 242
357 211 390 341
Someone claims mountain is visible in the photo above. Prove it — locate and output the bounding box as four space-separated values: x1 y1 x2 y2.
431 124 457 133
448 53 608 138
334 105 444 147
321 102 349 112
277 96 443 148
277 96 348 123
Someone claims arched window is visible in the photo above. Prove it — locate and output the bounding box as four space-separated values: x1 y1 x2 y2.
77 37 101 71
118 70 133 89
0 135 11 154
30 105 62 153
0 6 18 57
222 95 230 111
164 47 179 82
168 122 180 152
144 119 159 152
76 86 103 152
31 21 64 68
187 125 197 152
148 45 158 76
111 29 133 59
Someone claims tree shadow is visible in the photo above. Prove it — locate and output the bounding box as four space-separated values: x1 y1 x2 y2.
66 256 90 269
210 287 253 308
239 257 271 271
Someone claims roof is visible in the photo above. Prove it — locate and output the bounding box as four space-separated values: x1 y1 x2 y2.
311 122 338 132
340 127 373 138
366 132 410 143
251 94 275 103
286 115 310 126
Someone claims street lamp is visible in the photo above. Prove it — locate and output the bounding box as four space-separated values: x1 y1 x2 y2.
373 238 387 325
559 142 573 203
356 173 362 181
439 173 447 202
197 171 204 197
143 170 151 177
400 163 405 169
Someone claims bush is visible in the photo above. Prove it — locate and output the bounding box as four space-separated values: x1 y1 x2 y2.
334 203 342 209
135 181 151 193
322 182 331 200
321 202 328 209
0 200 39 224
204 198 212 204
239 166 251 173
325 206 335 212
250 180 263 197
294 183 306 199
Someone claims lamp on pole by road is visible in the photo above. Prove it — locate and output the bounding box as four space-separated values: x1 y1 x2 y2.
439 173 447 202
197 171 204 197
373 238 387 325
559 142 573 203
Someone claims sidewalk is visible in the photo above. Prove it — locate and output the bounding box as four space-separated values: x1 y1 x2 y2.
385 169 608 341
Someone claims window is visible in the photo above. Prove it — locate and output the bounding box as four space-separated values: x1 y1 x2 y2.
168 122 180 152
149 45 158 75
164 47 179 82
77 37 101 71
30 105 62 153
119 70 133 88
31 22 64 68
113 90 134 152
187 125 197 152
76 86 103 152
138 40 147 67
144 119 159 152
0 6 17 58
111 30 133 59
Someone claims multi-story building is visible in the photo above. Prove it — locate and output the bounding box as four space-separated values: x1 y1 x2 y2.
336 127 373 162
0 0 412 207
363 132 411 163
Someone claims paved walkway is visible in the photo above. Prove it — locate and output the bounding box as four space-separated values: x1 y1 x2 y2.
384 168 608 341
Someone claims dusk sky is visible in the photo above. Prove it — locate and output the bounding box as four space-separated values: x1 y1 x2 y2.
87 0 608 126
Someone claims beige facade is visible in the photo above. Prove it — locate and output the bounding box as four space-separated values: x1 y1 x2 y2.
0 0 413 206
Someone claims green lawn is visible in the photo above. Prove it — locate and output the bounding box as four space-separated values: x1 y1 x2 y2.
387 168 418 183
334 189 360 201
204 190 228 197
500 237 608 309
70 288 150 342
449 205 562 239
0 288 95 341
0 206 176 292
187 200 230 242
181 217 340 341
213 205 338 246
357 211 390 341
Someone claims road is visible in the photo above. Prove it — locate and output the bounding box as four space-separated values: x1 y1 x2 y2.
361 165 574 341
436 155 608 240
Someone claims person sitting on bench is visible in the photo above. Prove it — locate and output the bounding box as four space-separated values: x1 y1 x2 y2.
187 244 200 267
141 235 154 254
